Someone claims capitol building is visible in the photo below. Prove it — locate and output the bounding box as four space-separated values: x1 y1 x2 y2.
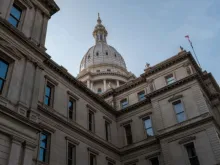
0 0 220 165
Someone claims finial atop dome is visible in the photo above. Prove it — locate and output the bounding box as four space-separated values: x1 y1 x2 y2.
97 13 102 24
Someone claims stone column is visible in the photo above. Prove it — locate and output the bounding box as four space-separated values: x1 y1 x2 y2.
116 80 120 87
8 136 23 165
87 80 90 89
22 142 36 165
103 79 107 91
90 81 93 91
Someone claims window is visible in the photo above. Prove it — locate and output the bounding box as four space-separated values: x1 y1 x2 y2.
115 53 117 57
96 52 99 56
165 74 175 85
105 121 111 141
107 69 111 72
106 51 108 55
89 153 96 165
88 55 90 59
8 4 22 27
185 142 200 165
144 117 154 136
124 124 133 145
108 163 114 165
120 98 128 109
173 100 186 123
88 110 95 132
39 132 50 163
44 83 54 106
96 70 100 72
0 59 9 93
68 98 76 120
97 88 102 94
138 91 145 101
68 143 76 165
150 157 159 165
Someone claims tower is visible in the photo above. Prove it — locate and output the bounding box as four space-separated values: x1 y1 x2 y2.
77 14 135 93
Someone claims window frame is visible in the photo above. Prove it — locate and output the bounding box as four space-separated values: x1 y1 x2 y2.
120 98 129 109
7 1 26 30
142 116 154 137
165 73 176 85
149 156 160 165
104 120 111 142
87 148 99 165
0 59 9 94
124 123 133 145
88 109 95 132
137 90 145 101
97 88 102 94
183 142 200 165
38 132 51 163
67 142 76 165
172 99 187 123
44 81 54 107
68 97 76 121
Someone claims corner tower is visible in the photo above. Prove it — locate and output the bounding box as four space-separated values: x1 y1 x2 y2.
77 14 135 93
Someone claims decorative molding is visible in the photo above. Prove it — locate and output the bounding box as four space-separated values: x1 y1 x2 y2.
67 90 79 100
11 135 24 144
168 94 183 102
139 112 152 119
65 136 80 145
124 159 139 165
86 104 97 113
44 75 58 86
103 116 112 123
120 119 132 126
145 151 160 159
39 122 56 133
22 0 34 8
178 136 196 144
87 147 99 155
106 156 116 164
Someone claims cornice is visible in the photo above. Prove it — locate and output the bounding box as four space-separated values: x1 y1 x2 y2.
37 0 60 16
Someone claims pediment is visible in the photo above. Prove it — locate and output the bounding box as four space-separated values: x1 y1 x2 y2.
0 39 23 60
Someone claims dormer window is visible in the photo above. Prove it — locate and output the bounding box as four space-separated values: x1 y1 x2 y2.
8 4 22 28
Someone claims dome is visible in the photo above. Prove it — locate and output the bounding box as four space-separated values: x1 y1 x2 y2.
80 42 127 72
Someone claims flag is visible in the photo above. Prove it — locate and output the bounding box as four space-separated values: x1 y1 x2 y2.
185 35 193 48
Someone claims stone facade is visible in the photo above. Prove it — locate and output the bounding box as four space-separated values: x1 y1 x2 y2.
0 1 220 165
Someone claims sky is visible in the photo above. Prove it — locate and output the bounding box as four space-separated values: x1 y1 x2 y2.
46 0 220 83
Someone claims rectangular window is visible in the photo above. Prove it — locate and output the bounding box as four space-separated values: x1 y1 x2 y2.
173 100 186 123
38 132 50 163
44 83 53 106
0 59 9 93
150 157 159 165
105 121 110 141
144 117 154 136
120 98 128 109
165 74 175 85
89 153 96 165
124 124 133 145
108 163 114 165
138 91 145 101
68 143 76 165
8 4 22 27
68 99 76 120
88 111 94 132
185 142 200 165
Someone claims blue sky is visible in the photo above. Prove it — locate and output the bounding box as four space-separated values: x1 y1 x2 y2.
46 0 220 83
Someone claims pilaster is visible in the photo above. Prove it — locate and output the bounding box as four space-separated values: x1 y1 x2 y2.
22 141 37 165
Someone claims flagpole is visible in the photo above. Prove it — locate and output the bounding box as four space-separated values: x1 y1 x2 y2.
185 35 201 68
